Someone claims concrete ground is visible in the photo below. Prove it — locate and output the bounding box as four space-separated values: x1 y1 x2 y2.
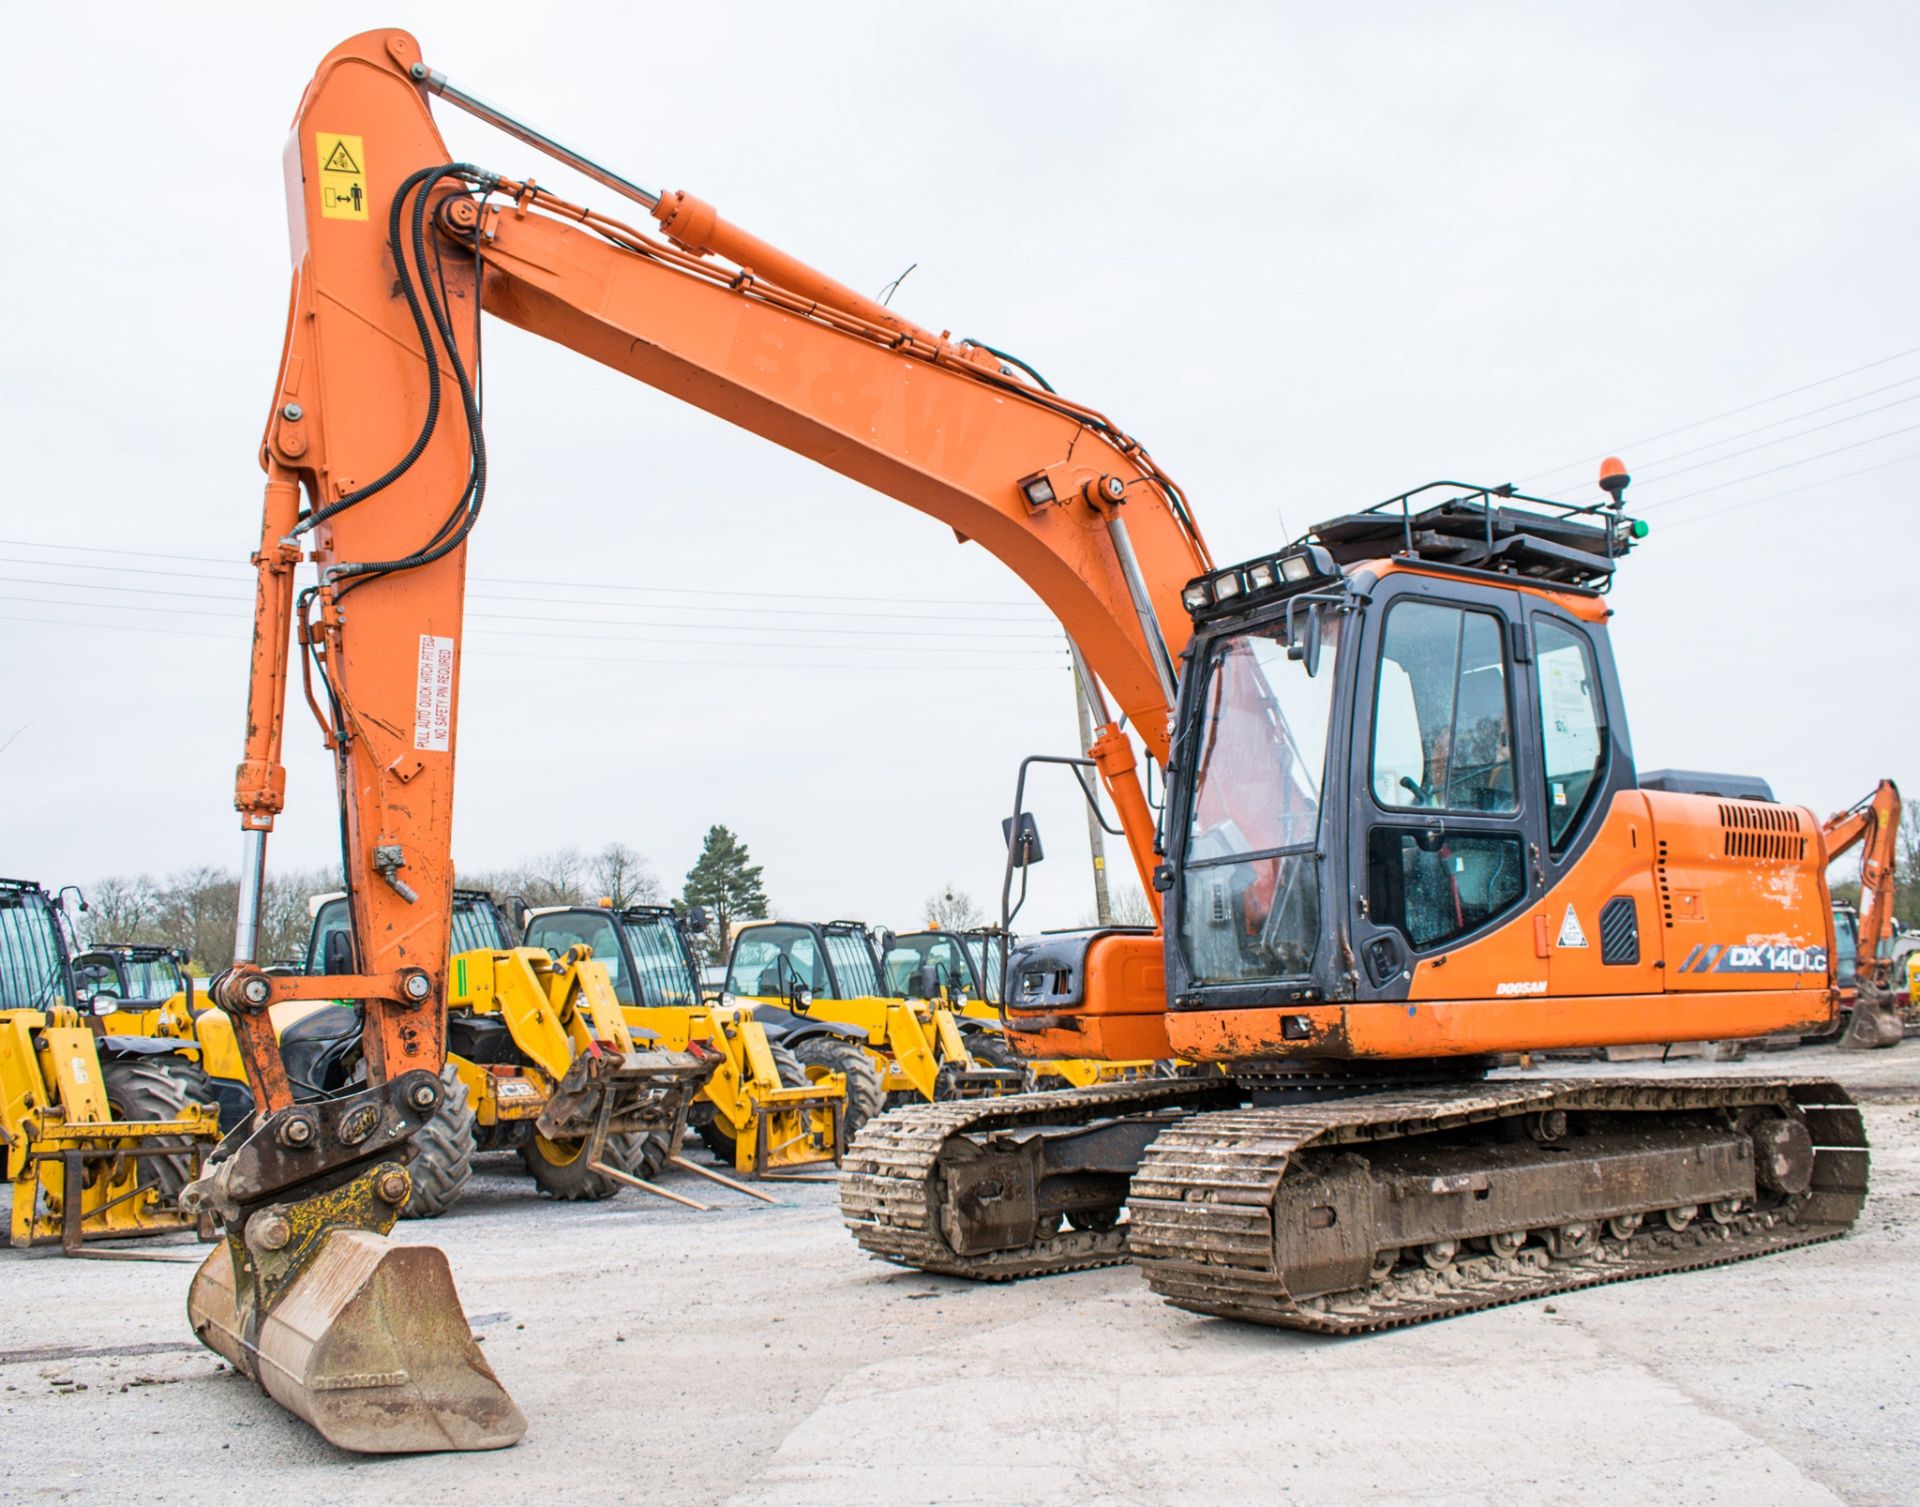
3 1042 1916 1507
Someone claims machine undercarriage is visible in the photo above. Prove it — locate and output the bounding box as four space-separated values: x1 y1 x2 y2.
842 1074 1867 1332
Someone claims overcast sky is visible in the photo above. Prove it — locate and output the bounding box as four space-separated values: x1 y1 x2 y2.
2 3 1914 935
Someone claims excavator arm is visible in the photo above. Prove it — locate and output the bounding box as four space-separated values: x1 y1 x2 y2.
220 29 1214 1113
188 28 1211 1452
1822 778 1905 1048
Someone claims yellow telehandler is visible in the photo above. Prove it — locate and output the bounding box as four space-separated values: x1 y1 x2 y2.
723 919 1024 1111
524 903 847 1175
0 880 219 1251
878 927 1160 1089
288 891 709 1210
136 891 709 1216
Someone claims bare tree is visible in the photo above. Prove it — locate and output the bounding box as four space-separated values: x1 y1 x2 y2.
81 874 160 944
923 883 984 930
1900 803 1920 924
588 842 661 908
148 867 241 973
461 847 591 909
1079 884 1155 929
259 868 341 967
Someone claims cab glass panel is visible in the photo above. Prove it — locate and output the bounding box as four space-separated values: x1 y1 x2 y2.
1178 614 1341 984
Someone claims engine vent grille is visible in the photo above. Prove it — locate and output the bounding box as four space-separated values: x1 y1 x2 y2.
1599 896 1639 966
1656 839 1673 929
1718 801 1808 863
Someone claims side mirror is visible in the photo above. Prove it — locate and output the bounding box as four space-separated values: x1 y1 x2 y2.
322 929 355 976
1002 812 1045 868
789 980 813 1013
914 963 942 1000
505 895 531 933
874 928 896 959
685 905 710 936
1415 817 1446 855
1286 601 1323 677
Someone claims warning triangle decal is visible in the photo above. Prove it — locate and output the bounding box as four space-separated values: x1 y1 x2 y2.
1556 904 1589 949
322 140 362 174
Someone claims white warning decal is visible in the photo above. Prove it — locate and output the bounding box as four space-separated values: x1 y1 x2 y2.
414 634 455 751
1556 904 1589 949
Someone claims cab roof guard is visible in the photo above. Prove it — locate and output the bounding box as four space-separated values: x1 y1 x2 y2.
1302 479 1647 591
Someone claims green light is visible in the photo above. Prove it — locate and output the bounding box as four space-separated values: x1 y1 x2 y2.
1630 519 1650 539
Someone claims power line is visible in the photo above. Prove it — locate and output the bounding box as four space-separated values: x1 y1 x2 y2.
1516 343 1920 487
0 554 1057 624
1595 373 1920 478
1642 420 1920 510
0 610 1062 673
0 536 1054 614
1545 388 1920 501
0 575 1067 641
0 593 1064 655
1659 449 1920 530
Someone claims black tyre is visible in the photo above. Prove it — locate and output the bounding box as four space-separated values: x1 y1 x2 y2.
792 1036 886 1145
100 1055 211 1201
521 1125 665 1200
401 1065 478 1219
962 1029 1035 1091
696 1041 807 1164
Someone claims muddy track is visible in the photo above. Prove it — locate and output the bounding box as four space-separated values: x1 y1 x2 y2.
1129 1077 1867 1332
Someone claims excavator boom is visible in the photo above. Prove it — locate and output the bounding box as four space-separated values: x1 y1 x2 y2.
192 29 1206 1452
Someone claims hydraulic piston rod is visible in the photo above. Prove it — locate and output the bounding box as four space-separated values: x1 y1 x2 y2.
417 67 663 210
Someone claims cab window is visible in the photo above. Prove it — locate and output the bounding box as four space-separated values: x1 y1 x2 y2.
822 931 880 998
883 934 971 997
306 898 352 975
1372 602 1516 815
0 892 69 1009
1534 619 1607 847
619 916 698 1007
1367 830 1526 950
726 926 826 998
450 900 510 955
523 912 635 1005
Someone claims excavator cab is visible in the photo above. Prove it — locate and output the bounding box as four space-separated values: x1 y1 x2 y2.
1146 482 1833 1065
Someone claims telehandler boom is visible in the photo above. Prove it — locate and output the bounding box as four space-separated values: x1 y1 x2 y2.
190 29 1886 1453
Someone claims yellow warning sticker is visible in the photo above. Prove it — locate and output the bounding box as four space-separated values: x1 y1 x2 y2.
316 132 367 221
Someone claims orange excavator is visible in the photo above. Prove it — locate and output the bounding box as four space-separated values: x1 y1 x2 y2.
1821 780 1907 1048
186 29 1888 1453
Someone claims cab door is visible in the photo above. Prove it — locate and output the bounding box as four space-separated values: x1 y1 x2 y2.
1519 601 1661 999
1345 573 1545 999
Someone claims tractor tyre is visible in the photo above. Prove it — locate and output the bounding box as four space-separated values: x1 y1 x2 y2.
696 1041 806 1164
961 1029 1035 1091
100 1055 211 1201
400 1065 478 1219
521 1125 665 1201
792 1036 886 1145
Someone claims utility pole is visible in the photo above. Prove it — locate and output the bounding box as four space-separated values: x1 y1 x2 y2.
1071 658 1114 927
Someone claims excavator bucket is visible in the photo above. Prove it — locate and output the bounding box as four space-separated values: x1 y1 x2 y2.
189 1229 524 1453
181 1116 526 1454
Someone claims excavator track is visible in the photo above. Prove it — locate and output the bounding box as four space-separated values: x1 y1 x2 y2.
841 1080 1236 1280
1129 1076 1867 1333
